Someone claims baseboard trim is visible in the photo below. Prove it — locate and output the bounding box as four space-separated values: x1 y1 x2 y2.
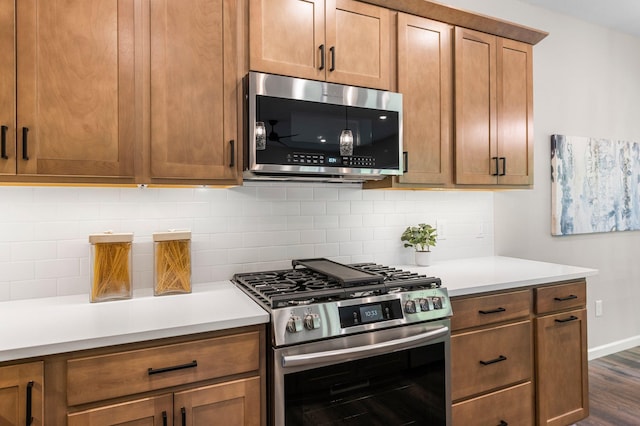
588 335 640 360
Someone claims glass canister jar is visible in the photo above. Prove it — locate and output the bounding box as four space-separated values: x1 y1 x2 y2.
89 232 134 302
153 230 192 296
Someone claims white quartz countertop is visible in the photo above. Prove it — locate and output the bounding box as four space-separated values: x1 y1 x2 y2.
0 256 597 363
398 256 598 297
0 281 269 363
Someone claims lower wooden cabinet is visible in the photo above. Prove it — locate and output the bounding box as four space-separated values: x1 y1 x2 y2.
68 377 261 426
0 361 43 426
453 381 533 426
535 308 588 426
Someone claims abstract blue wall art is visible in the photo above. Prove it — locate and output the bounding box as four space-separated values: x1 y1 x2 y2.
551 134 640 235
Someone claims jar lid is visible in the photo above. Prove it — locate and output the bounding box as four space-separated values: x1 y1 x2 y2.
89 232 134 244
153 230 191 242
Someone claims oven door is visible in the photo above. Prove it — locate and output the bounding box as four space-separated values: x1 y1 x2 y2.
271 319 451 425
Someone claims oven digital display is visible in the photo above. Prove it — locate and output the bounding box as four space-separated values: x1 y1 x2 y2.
360 304 384 323
338 300 403 328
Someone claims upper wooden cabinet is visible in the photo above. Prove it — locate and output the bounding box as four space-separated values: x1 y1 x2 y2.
454 27 533 186
148 0 241 183
249 0 391 90
13 0 135 180
0 0 16 175
397 13 452 185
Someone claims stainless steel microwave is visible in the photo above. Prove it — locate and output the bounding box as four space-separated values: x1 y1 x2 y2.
244 72 403 182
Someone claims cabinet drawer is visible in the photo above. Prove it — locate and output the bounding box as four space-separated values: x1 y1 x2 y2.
67 331 260 406
452 320 532 401
453 381 533 426
451 290 531 331
535 280 586 314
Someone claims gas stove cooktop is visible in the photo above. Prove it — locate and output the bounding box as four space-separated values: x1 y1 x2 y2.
233 258 442 309
233 259 451 347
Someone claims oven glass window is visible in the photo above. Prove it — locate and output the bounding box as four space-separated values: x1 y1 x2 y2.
284 343 446 425
255 95 400 169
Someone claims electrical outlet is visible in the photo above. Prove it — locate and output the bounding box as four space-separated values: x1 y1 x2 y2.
595 300 603 317
436 220 447 240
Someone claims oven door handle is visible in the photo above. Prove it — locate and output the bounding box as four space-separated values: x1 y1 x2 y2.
281 326 449 368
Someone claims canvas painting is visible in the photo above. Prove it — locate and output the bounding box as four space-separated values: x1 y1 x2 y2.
551 134 640 236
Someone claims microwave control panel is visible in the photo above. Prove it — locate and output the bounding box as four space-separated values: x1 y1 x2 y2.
287 153 375 168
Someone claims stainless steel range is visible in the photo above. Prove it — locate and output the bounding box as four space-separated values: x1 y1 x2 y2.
233 258 452 425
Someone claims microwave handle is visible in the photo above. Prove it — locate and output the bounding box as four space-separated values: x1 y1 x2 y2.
281 326 449 368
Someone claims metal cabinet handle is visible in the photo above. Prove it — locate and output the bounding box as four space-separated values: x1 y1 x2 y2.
329 46 336 71
555 315 578 323
479 307 506 315
491 156 499 176
22 127 29 160
229 139 235 167
26 381 34 426
1 125 8 159
554 294 578 301
148 360 197 375
319 44 325 70
479 355 507 365
498 421 508 426
181 407 186 426
162 411 168 426
499 157 506 176
403 151 408 173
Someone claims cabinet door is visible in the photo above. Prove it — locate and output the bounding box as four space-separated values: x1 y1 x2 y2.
67 394 173 426
0 362 43 426
249 0 325 81
454 27 497 185
16 0 135 178
325 0 390 90
0 0 16 175
150 0 240 183
174 377 261 426
397 14 451 185
497 38 533 185
535 308 589 426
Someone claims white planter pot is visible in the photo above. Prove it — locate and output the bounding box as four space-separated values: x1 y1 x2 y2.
414 251 432 266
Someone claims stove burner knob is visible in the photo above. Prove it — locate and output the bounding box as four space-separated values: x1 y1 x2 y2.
404 300 417 314
304 314 321 330
432 297 443 310
419 298 431 311
286 315 302 333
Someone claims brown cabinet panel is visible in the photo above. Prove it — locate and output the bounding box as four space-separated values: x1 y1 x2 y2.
535 280 586 314
453 381 534 426
16 0 135 178
150 0 240 182
0 0 16 175
535 308 589 426
174 377 261 426
67 394 173 426
67 331 260 406
451 289 531 331
452 320 532 401
0 361 44 426
396 13 452 185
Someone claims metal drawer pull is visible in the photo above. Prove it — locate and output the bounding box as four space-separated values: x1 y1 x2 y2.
282 326 449 368
554 294 578 301
555 315 578 323
1 125 8 159
479 307 506 315
479 355 507 365
498 421 508 426
26 381 34 426
148 360 197 375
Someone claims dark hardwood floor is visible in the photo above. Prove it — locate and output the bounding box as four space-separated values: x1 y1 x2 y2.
576 346 640 426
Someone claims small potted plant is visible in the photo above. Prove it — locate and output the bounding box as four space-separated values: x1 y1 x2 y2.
401 223 437 266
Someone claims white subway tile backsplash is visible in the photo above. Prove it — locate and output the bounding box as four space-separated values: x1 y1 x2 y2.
0 184 494 300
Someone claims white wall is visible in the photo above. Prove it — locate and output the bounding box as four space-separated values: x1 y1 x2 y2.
0 183 493 301
440 0 640 355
